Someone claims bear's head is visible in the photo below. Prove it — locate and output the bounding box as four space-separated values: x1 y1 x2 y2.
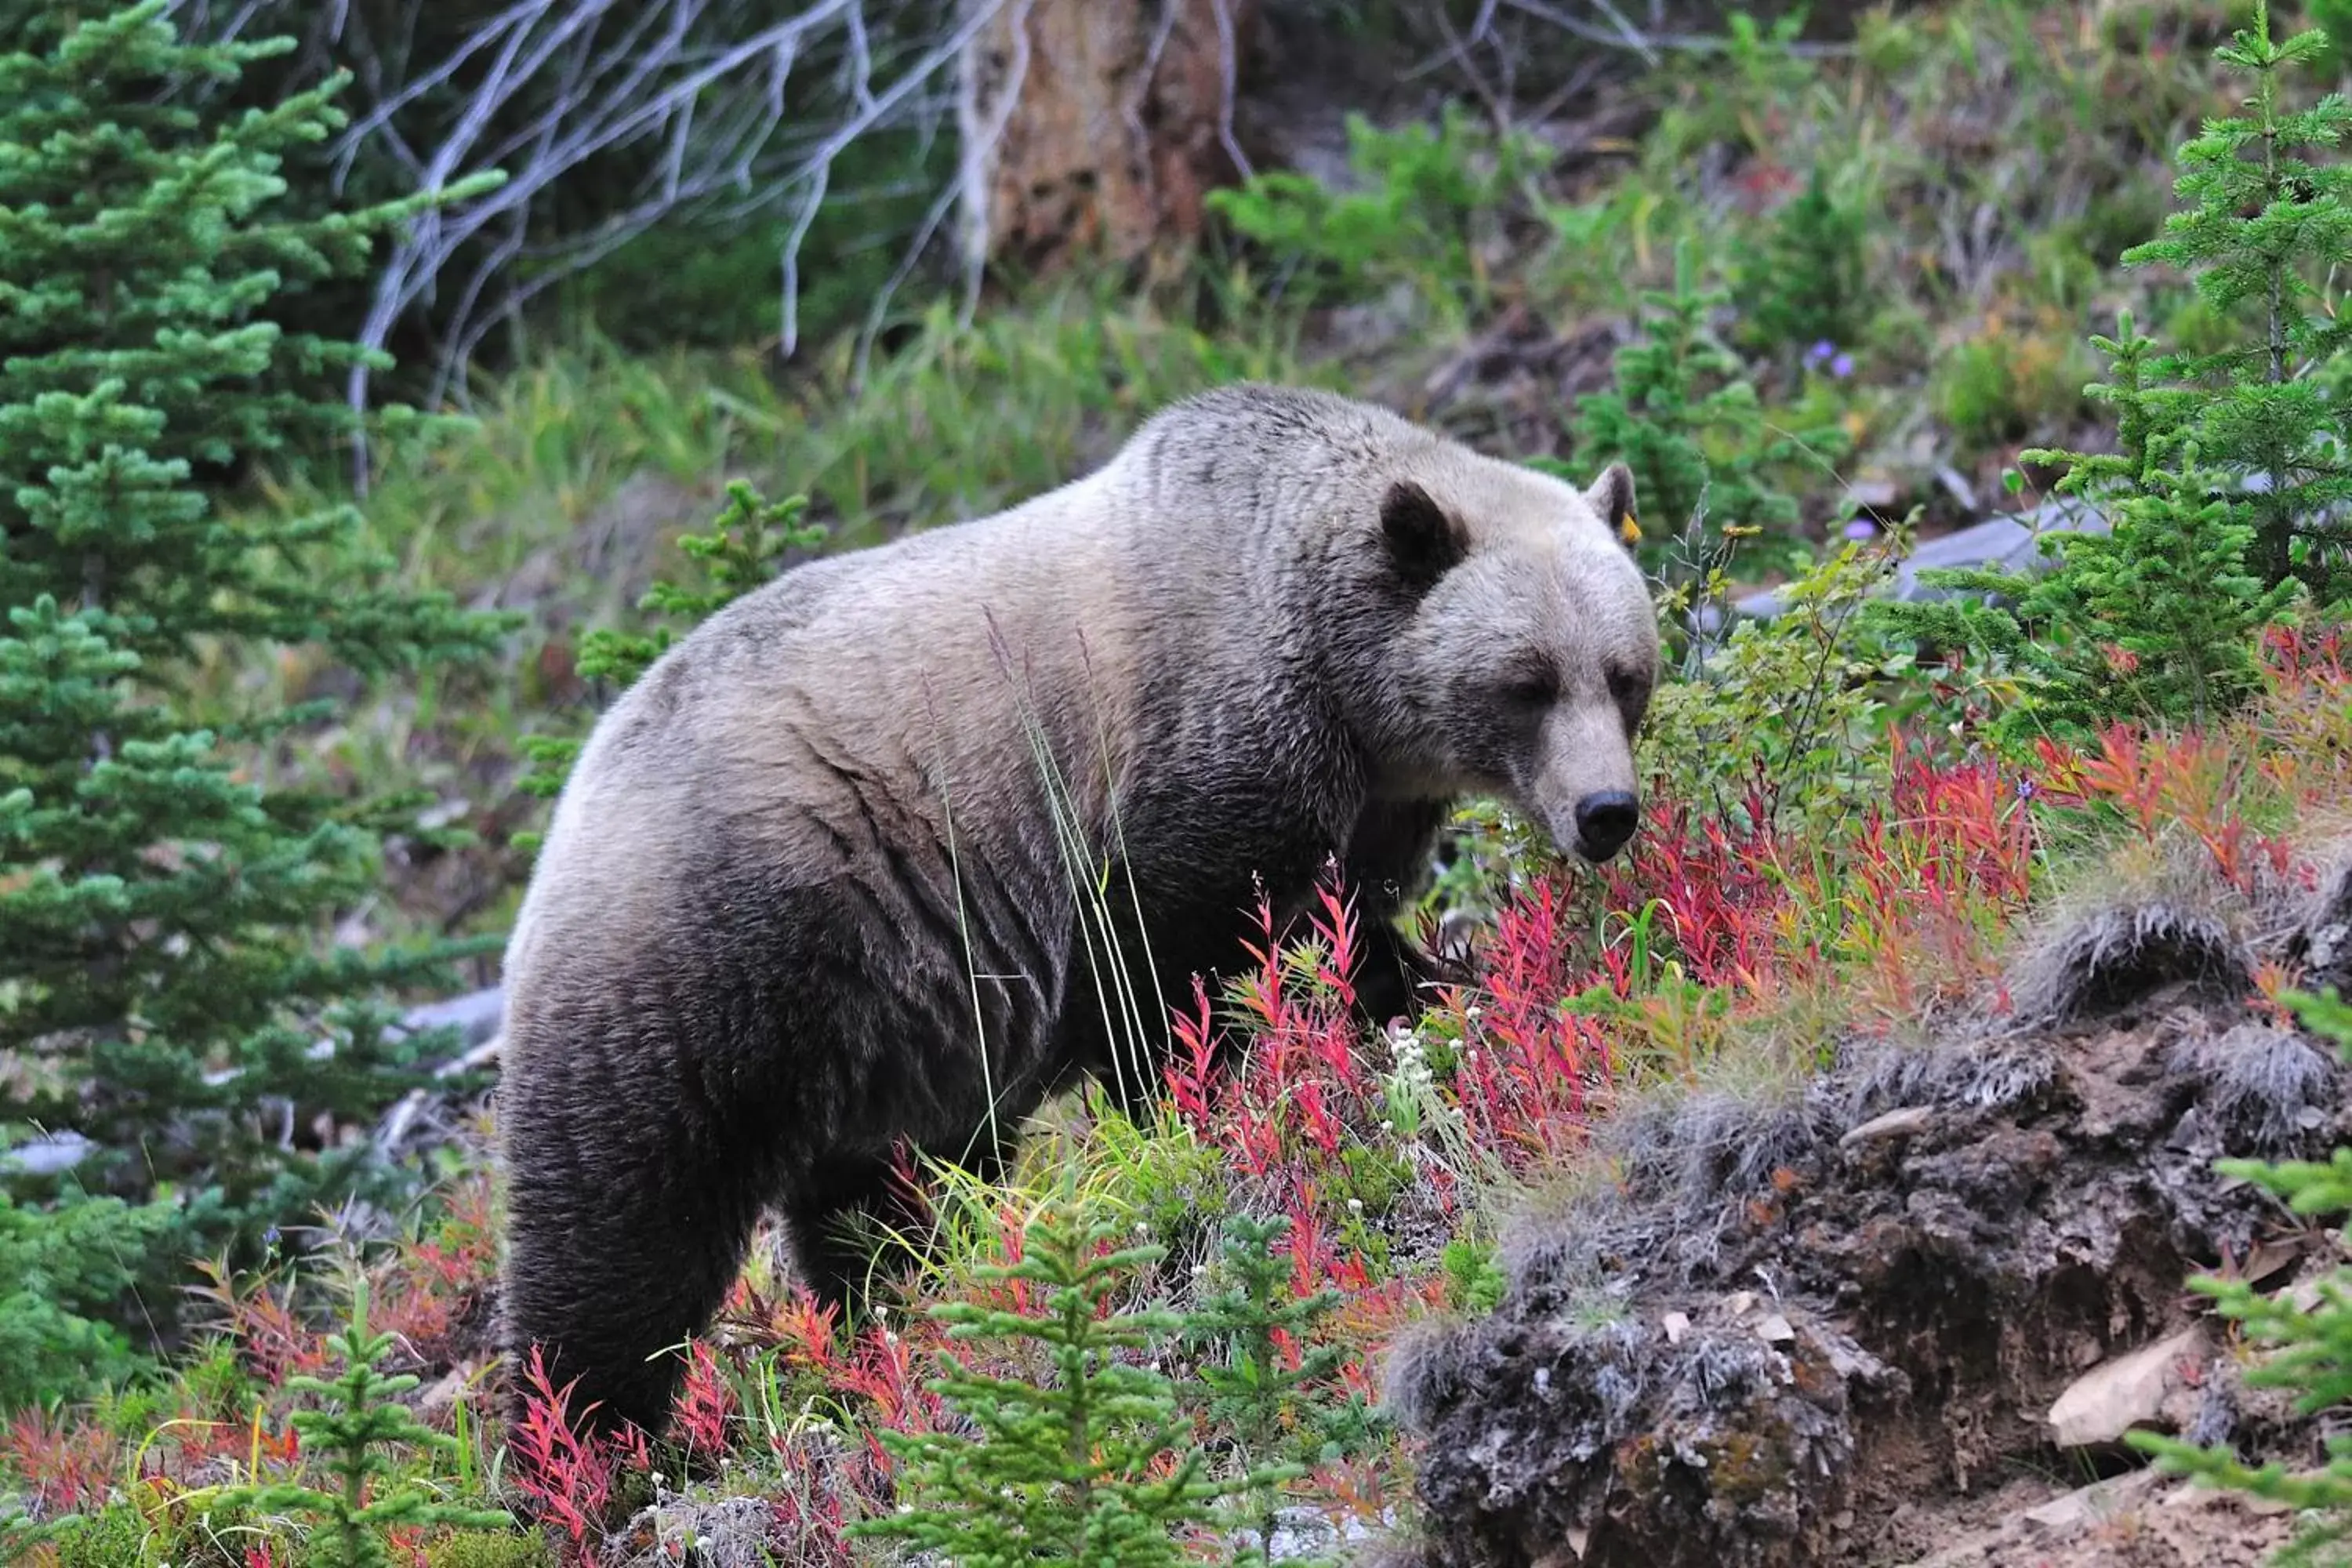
1367 455 1661 866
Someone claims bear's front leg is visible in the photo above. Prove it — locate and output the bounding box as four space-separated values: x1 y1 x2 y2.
1341 799 1470 1029
1352 909 1473 1028
778 1121 1017 1319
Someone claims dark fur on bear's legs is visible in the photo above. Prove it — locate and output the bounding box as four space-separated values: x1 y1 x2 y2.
1341 799 1465 1028
497 858 1056 1438
498 1040 779 1438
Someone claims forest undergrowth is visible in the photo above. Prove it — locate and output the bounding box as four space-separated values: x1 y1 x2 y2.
7 1 2352 1565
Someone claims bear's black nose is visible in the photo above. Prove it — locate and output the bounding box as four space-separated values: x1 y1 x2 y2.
1573 790 1640 862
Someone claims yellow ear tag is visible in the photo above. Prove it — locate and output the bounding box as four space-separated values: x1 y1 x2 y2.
1617 512 1642 546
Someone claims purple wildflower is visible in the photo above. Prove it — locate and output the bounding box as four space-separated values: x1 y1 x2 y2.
1841 517 1878 541
1831 351 1855 379
1806 339 1836 365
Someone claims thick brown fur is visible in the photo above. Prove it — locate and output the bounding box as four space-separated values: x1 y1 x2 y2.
495 383 1660 1434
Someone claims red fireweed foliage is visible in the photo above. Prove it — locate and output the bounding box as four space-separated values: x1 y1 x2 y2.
1166 862 1392 1178
672 1340 738 1466
185 1259 333 1391
2263 622 2347 688
370 1175 503 1356
713 1264 851 1381
3 1406 118 1515
507 1345 650 1563
1450 874 1619 1163
2035 724 2298 895
837 1323 943 1454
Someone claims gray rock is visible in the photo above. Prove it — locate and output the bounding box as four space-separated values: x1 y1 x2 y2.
2046 1325 2209 1449
1733 498 2111 622
0 1130 96 1178
397 985 506 1053
6 987 506 1178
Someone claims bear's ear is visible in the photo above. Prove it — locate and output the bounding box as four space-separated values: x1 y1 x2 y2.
1585 463 1640 550
1381 479 1468 590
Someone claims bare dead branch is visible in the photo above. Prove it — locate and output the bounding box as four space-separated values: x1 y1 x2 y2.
174 0 1009 487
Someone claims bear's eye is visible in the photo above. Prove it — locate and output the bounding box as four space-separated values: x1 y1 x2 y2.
1606 662 1653 734
1498 667 1558 710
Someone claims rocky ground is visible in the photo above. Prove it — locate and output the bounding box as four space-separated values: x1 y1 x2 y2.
1375 844 2352 1568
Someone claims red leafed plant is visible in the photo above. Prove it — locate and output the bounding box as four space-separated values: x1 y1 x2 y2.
3 1406 119 1515
184 1258 335 1392
671 1340 737 1468
506 1344 650 1563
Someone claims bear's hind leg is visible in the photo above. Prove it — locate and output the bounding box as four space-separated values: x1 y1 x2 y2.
500 1104 773 1438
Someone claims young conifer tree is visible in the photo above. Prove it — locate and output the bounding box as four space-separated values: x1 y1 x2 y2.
2122 0 2352 592
851 1200 1275 1567
1559 236 1844 571
1881 318 2294 739
1875 3 2345 732
0 2 503 1285
209 1274 514 1567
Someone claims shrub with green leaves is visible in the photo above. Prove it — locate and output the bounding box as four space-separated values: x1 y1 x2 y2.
2132 987 2352 1565
851 1198 1273 1567
12 1498 273 1568
0 0 507 1344
1207 105 1545 321
1440 1234 1508 1316
1645 526 1910 837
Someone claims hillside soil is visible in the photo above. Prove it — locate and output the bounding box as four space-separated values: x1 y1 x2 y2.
1384 856 2352 1568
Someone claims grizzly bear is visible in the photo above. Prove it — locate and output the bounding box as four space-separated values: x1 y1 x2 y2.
495 383 1660 1435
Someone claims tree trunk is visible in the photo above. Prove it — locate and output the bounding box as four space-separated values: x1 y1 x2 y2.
956 0 1261 276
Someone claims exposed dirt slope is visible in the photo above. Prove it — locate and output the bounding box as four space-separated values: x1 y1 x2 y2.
1379 851 2352 1567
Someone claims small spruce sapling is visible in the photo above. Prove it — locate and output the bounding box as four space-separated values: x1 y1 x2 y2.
515 481 822 842
1876 316 2293 742
1181 1213 1360 1559
1187 1214 1360 1459
1737 164 1873 361
851 1199 1272 1567
1554 237 1844 573
209 1274 514 1568
0 1140 174 1410
2119 1 2352 593
2131 987 2352 1566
